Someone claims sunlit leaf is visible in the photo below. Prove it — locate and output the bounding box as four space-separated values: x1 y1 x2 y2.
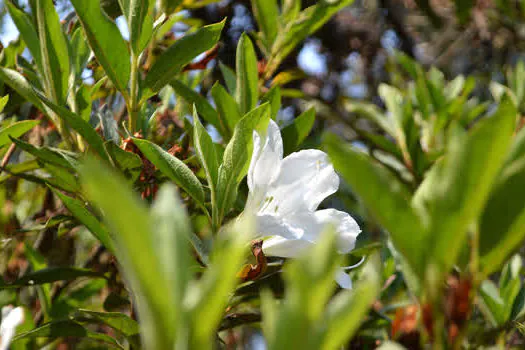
0 120 40 149
235 33 259 115
144 21 225 94
70 0 131 93
133 138 206 208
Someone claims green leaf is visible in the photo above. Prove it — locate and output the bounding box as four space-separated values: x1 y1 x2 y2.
0 67 47 113
252 0 279 50
70 27 91 79
105 141 143 182
281 0 300 23
0 120 40 149
10 137 74 169
193 109 220 229
170 79 226 137
211 82 241 139
36 92 109 161
262 86 281 120
219 61 237 95
235 33 259 115
263 230 342 350
13 320 123 349
80 158 175 350
414 96 517 278
150 184 192 331
480 123 525 275
132 138 206 208
34 0 70 104
193 110 219 192
272 0 354 63
6 2 42 70
53 190 115 254
479 280 507 326
70 0 131 94
281 107 315 154
75 309 140 338
0 267 105 289
0 95 8 113
144 21 225 94
43 163 79 192
321 253 381 350
216 103 270 224
324 133 425 279
188 218 251 349
511 286 525 321
378 84 410 160
120 0 154 54
24 244 51 318
343 100 394 136
159 0 183 14
0 159 39 184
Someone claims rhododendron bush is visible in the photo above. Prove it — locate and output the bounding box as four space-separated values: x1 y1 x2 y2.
1 0 525 349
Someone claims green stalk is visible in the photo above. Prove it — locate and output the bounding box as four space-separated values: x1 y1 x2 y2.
211 189 219 233
128 51 141 133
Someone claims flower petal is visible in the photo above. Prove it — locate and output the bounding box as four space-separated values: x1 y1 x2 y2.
256 214 302 240
262 235 314 257
285 209 361 254
262 149 339 216
261 209 360 257
0 306 24 350
247 120 283 193
335 270 353 289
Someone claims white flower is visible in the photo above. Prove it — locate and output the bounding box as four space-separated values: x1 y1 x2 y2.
246 120 361 288
0 306 24 350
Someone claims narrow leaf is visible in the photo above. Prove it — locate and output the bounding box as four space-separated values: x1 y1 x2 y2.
150 185 192 331
235 33 259 115
216 103 270 224
70 27 91 79
0 67 47 113
324 133 425 278
53 190 115 253
273 0 353 62
480 124 525 275
10 137 75 169
193 111 219 190
75 309 140 338
281 108 315 154
0 267 105 289
34 0 70 104
13 320 123 349
36 92 109 161
80 158 175 350
414 96 517 276
159 0 183 14
322 254 381 349
0 120 40 149
252 0 279 50
144 21 225 93
6 2 42 70
170 79 226 137
211 83 241 138
132 138 205 207
128 0 154 54
219 61 237 95
70 0 131 93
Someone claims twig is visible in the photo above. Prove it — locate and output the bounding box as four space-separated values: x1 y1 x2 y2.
0 143 17 174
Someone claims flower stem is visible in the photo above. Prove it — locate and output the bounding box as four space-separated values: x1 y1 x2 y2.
128 52 140 133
